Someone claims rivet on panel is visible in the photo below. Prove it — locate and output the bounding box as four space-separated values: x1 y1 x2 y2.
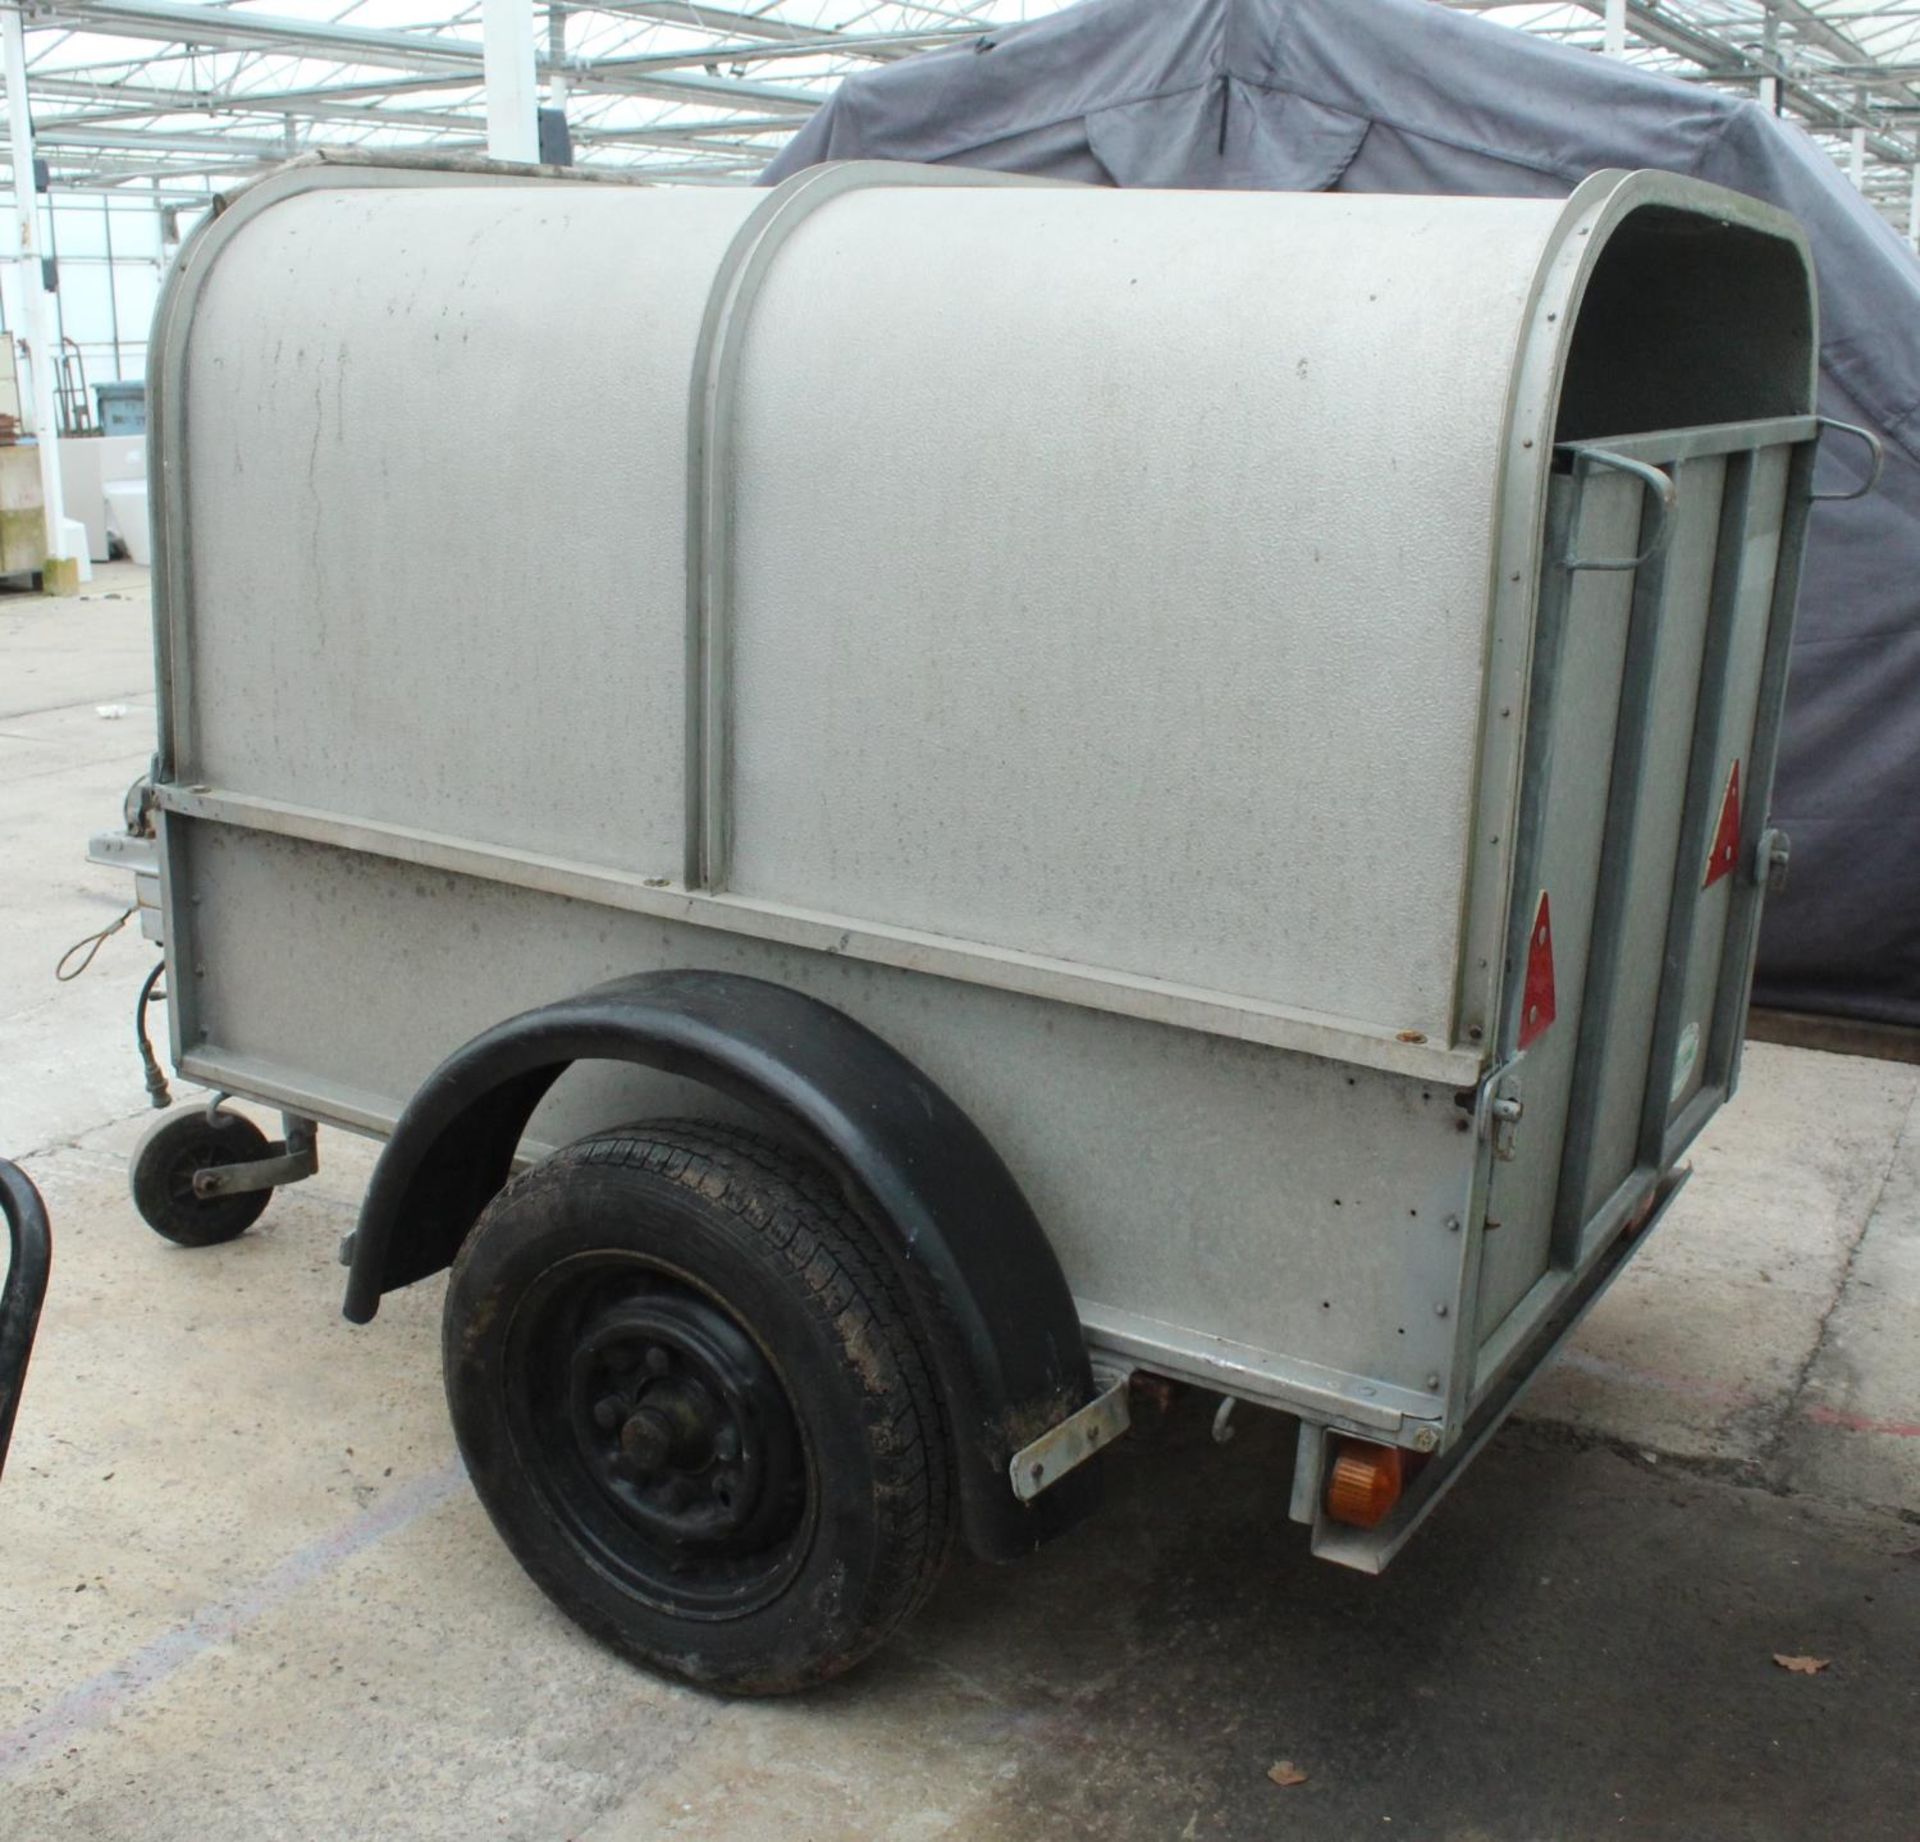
1435 1303 1451 1318
1445 1215 1462 1233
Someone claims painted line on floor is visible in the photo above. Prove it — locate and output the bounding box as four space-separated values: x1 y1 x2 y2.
1800 1402 1920 1439
0 1458 468 1782
1551 1348 1920 1439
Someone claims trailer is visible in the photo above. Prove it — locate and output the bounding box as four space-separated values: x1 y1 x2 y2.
98 152 1869 1694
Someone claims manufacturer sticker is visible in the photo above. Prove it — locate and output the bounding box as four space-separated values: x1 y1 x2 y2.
1670 1020 1700 1104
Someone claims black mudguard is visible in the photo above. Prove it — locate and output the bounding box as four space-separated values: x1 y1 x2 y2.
0 1158 52 1480
343 969 1098 1560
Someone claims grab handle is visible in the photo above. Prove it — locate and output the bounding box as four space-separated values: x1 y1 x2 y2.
1810 417 1884 503
1561 449 1676 573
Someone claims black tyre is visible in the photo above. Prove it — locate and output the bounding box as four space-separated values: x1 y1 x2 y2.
443 1121 954 1696
129 1110 273 1247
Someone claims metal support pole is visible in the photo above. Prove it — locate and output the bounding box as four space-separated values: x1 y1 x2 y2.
547 1 569 109
483 0 538 163
1850 125 1867 189
1909 157 1920 252
1604 0 1627 58
100 191 119 383
1758 76 1778 113
2 2 73 579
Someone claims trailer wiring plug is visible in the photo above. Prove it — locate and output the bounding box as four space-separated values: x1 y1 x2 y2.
135 962 171 1110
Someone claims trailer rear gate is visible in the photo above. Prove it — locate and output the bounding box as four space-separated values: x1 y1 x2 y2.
1472 421 1812 1398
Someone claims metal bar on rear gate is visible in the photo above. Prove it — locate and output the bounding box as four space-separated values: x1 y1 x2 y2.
1635 449 1754 1166
1705 437 1820 1099
1549 467 1674 1264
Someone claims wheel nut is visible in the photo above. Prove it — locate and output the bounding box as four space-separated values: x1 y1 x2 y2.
644 1345 671 1375
714 1425 741 1462
592 1395 624 1431
620 1408 673 1474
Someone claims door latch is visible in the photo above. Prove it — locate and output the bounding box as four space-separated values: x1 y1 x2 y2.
1474 1063 1525 1161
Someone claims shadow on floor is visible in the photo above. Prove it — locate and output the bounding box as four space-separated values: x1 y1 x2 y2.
839 1396 1917 1841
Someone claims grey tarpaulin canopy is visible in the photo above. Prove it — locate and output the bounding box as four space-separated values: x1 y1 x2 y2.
766 0 1920 1030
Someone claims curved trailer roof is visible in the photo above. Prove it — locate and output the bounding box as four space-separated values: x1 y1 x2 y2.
152 159 1811 1078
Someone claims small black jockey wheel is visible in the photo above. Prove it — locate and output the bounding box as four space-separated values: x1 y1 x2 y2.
443 1121 954 1696
129 1107 273 1247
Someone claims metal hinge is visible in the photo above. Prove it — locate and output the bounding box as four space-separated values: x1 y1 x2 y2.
1756 827 1790 895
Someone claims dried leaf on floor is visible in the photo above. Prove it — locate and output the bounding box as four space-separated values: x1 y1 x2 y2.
1267 1761 1309 1788
1772 1654 1831 1675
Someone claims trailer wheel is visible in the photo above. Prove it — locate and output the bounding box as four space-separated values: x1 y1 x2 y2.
442 1121 954 1696
129 1110 274 1247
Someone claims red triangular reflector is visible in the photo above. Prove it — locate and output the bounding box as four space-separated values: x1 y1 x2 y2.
1704 760 1742 889
1519 890 1556 1049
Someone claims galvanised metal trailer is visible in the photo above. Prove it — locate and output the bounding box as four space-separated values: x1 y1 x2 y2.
99 152 1874 1694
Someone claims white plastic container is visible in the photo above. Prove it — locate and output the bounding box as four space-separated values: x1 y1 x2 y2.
103 478 151 566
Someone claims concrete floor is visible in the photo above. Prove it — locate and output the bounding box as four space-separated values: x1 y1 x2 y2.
2 572 1917 1840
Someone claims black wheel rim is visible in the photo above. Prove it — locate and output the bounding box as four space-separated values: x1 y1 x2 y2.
503 1252 812 1620
165 1131 250 1219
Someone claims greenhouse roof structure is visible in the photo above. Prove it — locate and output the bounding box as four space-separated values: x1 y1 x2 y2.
3 0 1917 229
